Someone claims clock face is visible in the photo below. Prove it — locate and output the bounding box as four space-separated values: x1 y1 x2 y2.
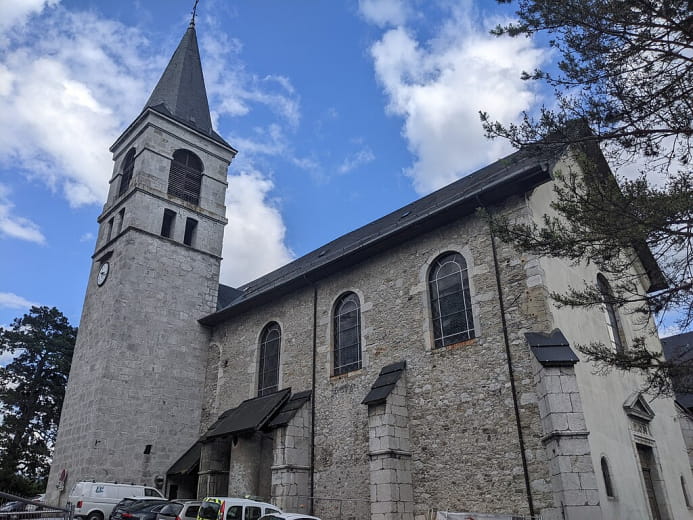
97 262 110 286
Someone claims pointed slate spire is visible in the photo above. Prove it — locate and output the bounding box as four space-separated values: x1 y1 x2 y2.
144 21 227 145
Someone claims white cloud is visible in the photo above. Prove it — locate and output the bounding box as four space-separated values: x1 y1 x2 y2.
80 232 95 242
0 6 296 287
220 170 294 286
359 0 410 27
0 184 45 244
339 147 376 174
0 0 59 35
366 4 547 194
0 292 38 310
200 21 301 128
0 8 158 207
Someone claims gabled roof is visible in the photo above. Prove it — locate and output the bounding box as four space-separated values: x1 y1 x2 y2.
202 149 552 325
142 22 230 148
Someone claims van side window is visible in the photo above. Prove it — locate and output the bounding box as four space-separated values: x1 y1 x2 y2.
245 507 260 520
144 488 157 496
226 507 242 520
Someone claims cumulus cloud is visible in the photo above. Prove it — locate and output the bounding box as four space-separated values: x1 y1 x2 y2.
0 0 59 35
0 8 158 206
0 6 297 285
0 292 38 310
359 0 410 27
200 20 301 128
364 2 547 194
220 170 294 286
0 184 45 244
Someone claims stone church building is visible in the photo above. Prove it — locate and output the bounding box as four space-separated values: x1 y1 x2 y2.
47 20 693 520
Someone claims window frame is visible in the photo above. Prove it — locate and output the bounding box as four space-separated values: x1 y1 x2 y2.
333 291 362 376
118 148 135 197
597 273 625 353
257 322 281 397
601 456 615 498
167 149 204 205
428 251 475 349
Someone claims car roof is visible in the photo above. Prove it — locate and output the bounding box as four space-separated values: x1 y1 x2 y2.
202 498 277 508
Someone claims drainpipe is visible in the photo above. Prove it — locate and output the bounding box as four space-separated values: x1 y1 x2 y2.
484 201 535 517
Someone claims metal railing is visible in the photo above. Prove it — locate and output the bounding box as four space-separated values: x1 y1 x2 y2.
0 491 73 520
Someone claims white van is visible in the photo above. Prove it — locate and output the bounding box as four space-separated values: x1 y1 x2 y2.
198 497 281 520
69 481 165 520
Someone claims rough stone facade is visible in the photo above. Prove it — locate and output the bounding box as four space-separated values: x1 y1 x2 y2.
366 374 414 520
47 108 235 505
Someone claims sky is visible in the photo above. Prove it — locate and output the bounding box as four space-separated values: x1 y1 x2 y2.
0 0 680 339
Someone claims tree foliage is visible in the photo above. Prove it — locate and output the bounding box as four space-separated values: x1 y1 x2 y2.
481 0 692 394
0 306 76 494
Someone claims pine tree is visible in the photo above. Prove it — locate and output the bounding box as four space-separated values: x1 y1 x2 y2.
0 306 76 493
481 0 692 395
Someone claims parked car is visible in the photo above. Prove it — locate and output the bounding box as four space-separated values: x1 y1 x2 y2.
156 501 201 520
69 482 164 520
110 500 170 520
198 498 281 520
110 498 169 520
0 501 27 520
258 515 321 520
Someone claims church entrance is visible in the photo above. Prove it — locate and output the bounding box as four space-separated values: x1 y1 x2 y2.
636 444 667 520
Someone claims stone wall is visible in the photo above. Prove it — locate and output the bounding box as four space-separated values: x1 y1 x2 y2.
47 110 233 505
207 197 555 518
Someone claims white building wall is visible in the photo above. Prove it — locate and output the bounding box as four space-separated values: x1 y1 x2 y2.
526 156 693 519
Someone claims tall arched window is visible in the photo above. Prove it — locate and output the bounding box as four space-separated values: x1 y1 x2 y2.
597 273 625 353
333 292 361 376
168 149 203 205
257 322 281 397
429 252 474 349
601 456 615 498
118 148 135 196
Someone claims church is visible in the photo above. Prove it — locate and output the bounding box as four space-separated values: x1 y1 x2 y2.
46 18 693 520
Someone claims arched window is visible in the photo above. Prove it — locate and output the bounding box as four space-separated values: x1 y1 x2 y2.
601 456 615 498
118 148 135 196
428 252 474 349
168 149 203 205
257 322 281 397
682 476 692 508
333 292 361 375
597 274 625 353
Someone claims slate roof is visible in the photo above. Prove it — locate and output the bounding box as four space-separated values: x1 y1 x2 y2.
525 329 579 367
167 441 201 476
661 331 693 410
142 23 230 148
362 361 406 405
202 149 551 325
202 388 291 439
267 390 312 428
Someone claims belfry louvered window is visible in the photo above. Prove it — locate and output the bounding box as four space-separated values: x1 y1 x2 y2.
333 292 362 375
429 252 474 348
118 148 135 196
168 149 203 205
257 322 281 397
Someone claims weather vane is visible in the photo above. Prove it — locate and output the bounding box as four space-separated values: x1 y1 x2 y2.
191 0 200 26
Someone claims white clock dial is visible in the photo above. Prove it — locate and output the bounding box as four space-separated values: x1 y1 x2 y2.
97 262 110 286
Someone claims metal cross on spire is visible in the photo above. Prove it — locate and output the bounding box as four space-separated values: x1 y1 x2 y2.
190 0 200 26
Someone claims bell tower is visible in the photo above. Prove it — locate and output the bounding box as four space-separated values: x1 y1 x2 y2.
47 20 236 505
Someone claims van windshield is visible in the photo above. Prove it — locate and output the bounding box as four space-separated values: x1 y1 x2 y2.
197 502 220 520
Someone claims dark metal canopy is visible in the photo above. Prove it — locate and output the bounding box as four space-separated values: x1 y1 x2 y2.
526 329 579 367
362 361 406 406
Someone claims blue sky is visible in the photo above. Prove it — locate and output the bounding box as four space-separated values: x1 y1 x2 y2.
0 0 678 338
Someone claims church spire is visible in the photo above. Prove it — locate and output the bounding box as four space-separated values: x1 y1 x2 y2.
143 20 220 142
